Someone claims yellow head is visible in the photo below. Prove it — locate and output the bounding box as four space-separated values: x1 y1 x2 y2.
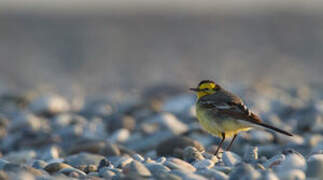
190 80 220 99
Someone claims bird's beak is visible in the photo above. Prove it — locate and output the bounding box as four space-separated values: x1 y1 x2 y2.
189 88 200 92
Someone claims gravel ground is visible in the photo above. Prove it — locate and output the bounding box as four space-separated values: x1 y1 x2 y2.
0 83 322 179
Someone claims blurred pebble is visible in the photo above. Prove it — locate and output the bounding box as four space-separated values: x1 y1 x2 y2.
145 162 170 177
9 113 45 133
3 163 44 176
0 159 9 170
171 169 207 180
0 171 8 180
157 136 204 158
276 169 305 180
273 150 306 172
222 151 242 167
248 130 274 144
110 128 130 143
64 152 106 167
132 154 145 162
123 160 152 177
183 146 204 163
68 140 120 157
2 150 36 164
44 162 73 173
99 167 116 178
32 160 47 169
306 154 323 178
193 159 214 169
229 163 261 180
29 94 70 115
213 166 232 174
161 94 195 115
261 171 279 180
112 156 133 168
151 113 188 135
263 154 286 169
109 115 135 132
40 146 60 161
58 167 86 177
164 158 196 172
197 169 229 180
243 146 258 163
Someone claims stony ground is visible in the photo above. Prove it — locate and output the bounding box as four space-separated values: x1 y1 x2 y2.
0 84 322 180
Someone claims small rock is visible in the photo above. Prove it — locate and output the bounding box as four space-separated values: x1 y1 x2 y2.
9 113 45 133
273 150 306 172
171 169 207 180
44 162 73 173
157 136 204 158
132 154 145 162
261 171 279 180
183 146 204 163
164 158 196 172
249 130 274 144
161 94 195 114
99 167 116 178
3 150 36 164
276 169 305 180
0 159 9 169
263 154 286 169
229 163 261 180
243 146 258 163
7 171 35 180
58 167 86 177
68 140 120 157
123 160 152 177
64 152 106 167
111 156 133 168
145 162 170 177
110 128 130 143
306 154 323 178
193 159 214 169
151 113 188 135
3 163 44 176
222 151 242 167
40 146 60 161
108 115 135 132
201 152 218 163
213 166 232 174
29 94 70 115
98 159 112 170
32 160 48 169
197 169 229 180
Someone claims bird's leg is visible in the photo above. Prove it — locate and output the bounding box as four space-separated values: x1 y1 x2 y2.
214 133 225 156
226 134 237 151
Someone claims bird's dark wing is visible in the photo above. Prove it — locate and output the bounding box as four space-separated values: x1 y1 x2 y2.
198 91 293 136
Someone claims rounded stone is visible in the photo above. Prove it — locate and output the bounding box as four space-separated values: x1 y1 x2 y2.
123 160 152 177
44 162 73 174
29 94 70 115
183 146 204 163
277 169 305 180
306 154 323 178
157 136 204 159
229 163 261 180
64 152 106 167
164 158 196 172
193 159 214 169
222 151 242 167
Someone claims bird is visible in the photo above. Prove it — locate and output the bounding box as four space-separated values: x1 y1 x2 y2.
190 80 293 156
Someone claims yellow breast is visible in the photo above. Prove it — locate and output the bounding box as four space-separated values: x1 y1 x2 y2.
196 106 252 138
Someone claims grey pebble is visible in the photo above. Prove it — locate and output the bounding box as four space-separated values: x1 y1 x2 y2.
44 162 73 174
151 113 188 135
273 151 306 172
183 146 204 163
132 154 145 162
111 156 133 168
99 167 116 178
2 150 37 164
64 152 106 167
32 160 48 169
228 163 261 180
306 154 323 178
222 151 242 167
276 169 305 180
164 157 196 172
58 167 86 177
110 128 130 143
145 162 171 177
29 94 70 115
123 160 152 177
171 169 207 180
261 171 279 180
193 159 214 169
197 169 229 180
0 159 9 170
263 154 285 169
213 166 232 174
243 146 258 163
40 146 60 161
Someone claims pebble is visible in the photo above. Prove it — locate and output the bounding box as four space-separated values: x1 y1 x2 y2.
261 171 279 180
108 115 135 132
64 152 106 167
273 151 306 172
306 154 323 178
222 151 242 167
276 169 305 180
68 140 120 157
164 157 196 172
2 150 37 164
243 146 258 163
193 159 214 169
132 154 145 162
123 160 152 177
0 159 9 169
111 156 133 168
58 167 87 177
157 136 204 158
32 160 48 169
151 113 189 135
44 162 73 173
145 162 171 177
171 169 207 180
3 163 44 176
40 146 60 160
99 167 116 178
263 154 286 169
29 94 70 115
197 169 229 180
228 163 261 180
183 146 205 163
110 128 130 143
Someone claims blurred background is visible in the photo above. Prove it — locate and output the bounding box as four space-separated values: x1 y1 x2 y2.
0 0 323 97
